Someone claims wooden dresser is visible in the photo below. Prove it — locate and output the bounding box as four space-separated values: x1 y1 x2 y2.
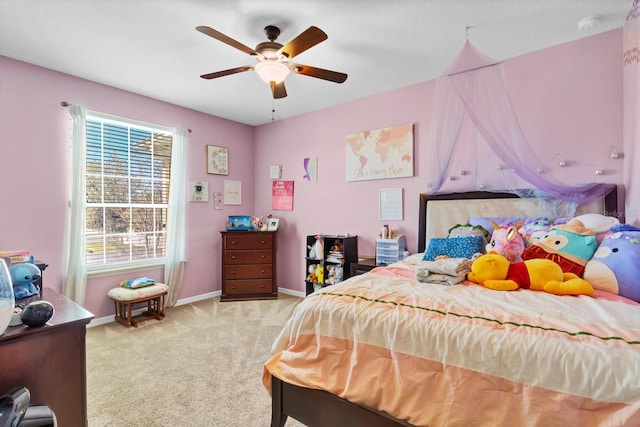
220 230 277 301
0 287 94 427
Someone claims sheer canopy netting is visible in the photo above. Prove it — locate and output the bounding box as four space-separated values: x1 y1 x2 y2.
425 41 615 218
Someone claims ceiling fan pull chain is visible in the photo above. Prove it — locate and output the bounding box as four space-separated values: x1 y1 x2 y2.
271 99 276 121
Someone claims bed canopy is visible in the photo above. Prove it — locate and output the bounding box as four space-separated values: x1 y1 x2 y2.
425 40 615 217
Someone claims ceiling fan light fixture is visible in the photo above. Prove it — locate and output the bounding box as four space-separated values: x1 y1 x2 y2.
255 61 290 84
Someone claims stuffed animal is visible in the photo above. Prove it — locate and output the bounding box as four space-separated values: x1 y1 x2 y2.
308 236 324 260
573 213 620 243
486 221 525 262
519 218 552 245
583 224 640 302
521 219 597 277
9 262 41 299
307 264 318 283
447 223 490 246
468 253 594 296
325 265 336 285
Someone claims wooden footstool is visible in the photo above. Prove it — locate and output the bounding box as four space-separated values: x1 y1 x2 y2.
107 283 169 327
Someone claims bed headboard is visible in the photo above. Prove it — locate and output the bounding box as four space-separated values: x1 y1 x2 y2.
417 188 620 253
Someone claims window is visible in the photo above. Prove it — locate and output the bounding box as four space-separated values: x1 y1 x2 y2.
85 113 173 269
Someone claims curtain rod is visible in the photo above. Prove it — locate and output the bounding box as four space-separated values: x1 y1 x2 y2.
60 101 192 133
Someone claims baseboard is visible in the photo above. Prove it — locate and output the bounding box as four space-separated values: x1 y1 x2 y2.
88 290 222 327
278 287 305 299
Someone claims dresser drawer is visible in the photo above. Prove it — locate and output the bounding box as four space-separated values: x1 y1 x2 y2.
224 264 273 279
224 234 273 250
224 279 273 295
225 250 272 265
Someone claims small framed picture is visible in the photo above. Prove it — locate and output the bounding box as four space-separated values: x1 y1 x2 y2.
207 145 229 175
267 218 280 231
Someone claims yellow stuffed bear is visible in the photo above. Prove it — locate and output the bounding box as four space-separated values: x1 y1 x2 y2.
468 253 594 296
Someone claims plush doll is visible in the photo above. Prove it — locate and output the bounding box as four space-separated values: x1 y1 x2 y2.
468 253 594 296
308 236 324 260
447 223 490 246
325 265 336 285
307 265 318 283
9 262 41 299
521 219 597 277
583 224 640 302
518 218 552 245
573 213 620 243
486 221 525 262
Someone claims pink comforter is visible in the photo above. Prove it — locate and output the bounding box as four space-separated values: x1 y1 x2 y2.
263 262 640 426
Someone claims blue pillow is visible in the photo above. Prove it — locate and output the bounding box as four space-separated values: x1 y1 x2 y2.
423 236 485 261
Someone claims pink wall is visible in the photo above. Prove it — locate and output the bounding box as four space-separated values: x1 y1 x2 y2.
0 56 255 318
254 29 624 294
0 28 625 316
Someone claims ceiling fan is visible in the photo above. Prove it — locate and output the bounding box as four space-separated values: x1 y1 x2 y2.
196 24 348 99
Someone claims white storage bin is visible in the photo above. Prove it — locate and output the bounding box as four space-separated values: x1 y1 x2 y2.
376 235 406 265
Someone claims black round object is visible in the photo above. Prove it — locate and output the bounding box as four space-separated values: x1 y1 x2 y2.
20 301 54 327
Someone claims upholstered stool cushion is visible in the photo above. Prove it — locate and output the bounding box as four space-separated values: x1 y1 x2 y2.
108 283 169 301
108 283 169 327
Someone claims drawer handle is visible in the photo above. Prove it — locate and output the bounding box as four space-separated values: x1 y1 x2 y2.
232 285 236 290
261 240 266 244
231 240 236 245
231 270 236 275
261 255 265 259
261 284 265 288
261 270 265 274
231 255 236 259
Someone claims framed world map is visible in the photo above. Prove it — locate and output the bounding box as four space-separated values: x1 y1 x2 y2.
345 123 413 181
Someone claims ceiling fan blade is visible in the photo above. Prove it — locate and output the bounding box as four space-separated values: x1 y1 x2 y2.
271 81 287 99
291 63 348 83
200 65 253 80
277 26 327 59
196 26 258 56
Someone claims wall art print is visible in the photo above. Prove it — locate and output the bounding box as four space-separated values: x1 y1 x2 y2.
207 145 229 175
272 180 294 211
345 123 413 181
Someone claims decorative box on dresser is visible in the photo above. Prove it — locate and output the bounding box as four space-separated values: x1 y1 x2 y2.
221 230 277 301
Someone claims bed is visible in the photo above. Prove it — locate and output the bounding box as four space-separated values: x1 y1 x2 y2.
263 189 639 427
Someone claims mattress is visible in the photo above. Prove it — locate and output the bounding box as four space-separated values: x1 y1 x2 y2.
263 261 640 426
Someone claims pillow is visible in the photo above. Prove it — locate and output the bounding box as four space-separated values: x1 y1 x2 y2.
423 236 485 261
119 277 156 289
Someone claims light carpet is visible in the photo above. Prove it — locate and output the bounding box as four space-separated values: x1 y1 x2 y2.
86 294 305 427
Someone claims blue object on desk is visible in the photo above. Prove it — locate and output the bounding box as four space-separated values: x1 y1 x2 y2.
226 215 252 230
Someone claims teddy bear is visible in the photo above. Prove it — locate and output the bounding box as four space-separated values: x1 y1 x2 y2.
306 264 318 283
583 224 640 302
521 218 597 277
468 253 594 296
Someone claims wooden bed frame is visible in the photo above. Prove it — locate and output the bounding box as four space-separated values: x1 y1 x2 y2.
270 188 620 427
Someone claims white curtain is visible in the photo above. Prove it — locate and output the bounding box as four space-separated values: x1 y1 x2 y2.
62 105 88 305
624 0 640 226
164 127 188 307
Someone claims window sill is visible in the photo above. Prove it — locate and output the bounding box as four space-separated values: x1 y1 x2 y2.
87 259 165 278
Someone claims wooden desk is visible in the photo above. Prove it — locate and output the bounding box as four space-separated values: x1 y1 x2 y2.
0 288 94 427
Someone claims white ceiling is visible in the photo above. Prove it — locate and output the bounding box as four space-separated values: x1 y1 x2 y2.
0 1 632 126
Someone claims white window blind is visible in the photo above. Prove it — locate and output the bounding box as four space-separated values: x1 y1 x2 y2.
85 114 173 268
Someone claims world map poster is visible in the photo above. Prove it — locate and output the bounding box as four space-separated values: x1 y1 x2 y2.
345 123 413 181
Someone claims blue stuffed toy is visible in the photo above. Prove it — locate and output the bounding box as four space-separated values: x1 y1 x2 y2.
9 262 41 299
583 224 640 302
